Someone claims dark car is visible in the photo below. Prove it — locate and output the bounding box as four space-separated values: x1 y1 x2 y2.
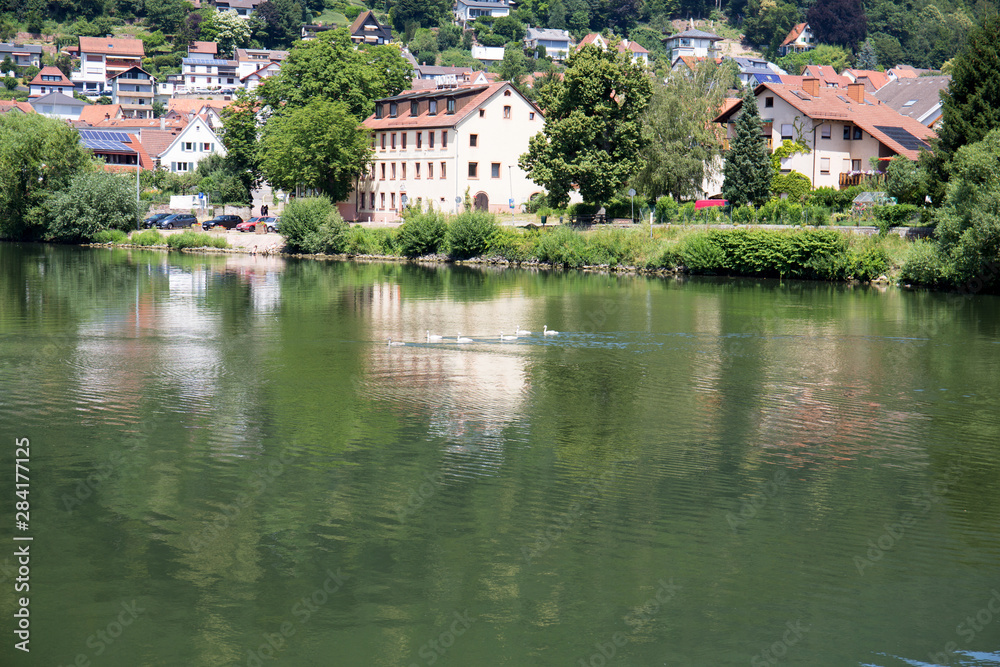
152 214 198 229
142 213 171 228
203 215 244 230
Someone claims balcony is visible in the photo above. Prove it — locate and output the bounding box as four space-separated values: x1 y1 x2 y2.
839 172 864 188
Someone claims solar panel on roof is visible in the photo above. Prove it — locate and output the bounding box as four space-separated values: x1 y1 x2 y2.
874 125 931 151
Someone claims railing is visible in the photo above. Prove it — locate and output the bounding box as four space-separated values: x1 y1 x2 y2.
839 172 863 188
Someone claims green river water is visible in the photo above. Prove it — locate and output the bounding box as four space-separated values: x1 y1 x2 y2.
1 243 998 667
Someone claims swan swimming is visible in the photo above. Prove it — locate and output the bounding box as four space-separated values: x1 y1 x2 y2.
388 338 405 346
515 325 531 335
427 330 443 341
500 332 517 341
543 325 558 336
457 334 473 343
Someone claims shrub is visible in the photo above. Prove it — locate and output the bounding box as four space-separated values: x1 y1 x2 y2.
845 237 891 280
130 229 165 246
347 226 397 255
280 196 336 253
92 229 130 244
302 211 350 254
644 241 683 269
680 233 725 272
678 201 696 222
397 210 447 257
873 204 920 235
446 210 499 259
166 230 228 249
811 185 861 212
534 225 588 267
605 193 648 219
900 239 951 286
655 196 678 223
802 205 831 226
487 226 536 262
44 171 142 243
732 204 756 224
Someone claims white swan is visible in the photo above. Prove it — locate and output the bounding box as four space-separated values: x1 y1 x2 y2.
457 334 473 343
500 331 517 341
515 325 532 335
388 338 405 346
543 325 559 336
427 330 443 341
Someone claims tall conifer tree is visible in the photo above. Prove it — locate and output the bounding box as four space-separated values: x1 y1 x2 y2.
722 87 772 207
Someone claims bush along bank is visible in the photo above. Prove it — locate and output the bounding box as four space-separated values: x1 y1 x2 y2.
280 197 926 285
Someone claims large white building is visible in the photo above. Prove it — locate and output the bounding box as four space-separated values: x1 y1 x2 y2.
111 66 156 118
346 81 545 221
72 36 145 97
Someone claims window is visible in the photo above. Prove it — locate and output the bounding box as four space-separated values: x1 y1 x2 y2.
429 132 435 149
401 162 406 180
491 163 501 179
843 125 851 140
470 134 478 147
852 159 862 171
902 99 918 107
381 133 386 149
410 101 419 116
389 102 397 117
391 163 396 179
820 157 830 174
440 162 446 178
375 104 383 119
428 162 433 179
391 193 396 209
780 124 793 140
853 127 863 140
765 96 774 108
447 98 455 114
371 134 376 149
183 142 193 151
820 124 831 139
380 192 385 209
417 132 422 149
503 105 511 119
380 162 386 180
370 192 375 209
429 100 438 115
479 109 485 118
203 143 212 151
504 90 511 96
391 133 396 149
442 131 447 148
468 162 478 178
415 162 421 179
401 132 407 149
529 112 535 120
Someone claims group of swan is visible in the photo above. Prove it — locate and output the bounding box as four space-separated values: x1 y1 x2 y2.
388 326 559 346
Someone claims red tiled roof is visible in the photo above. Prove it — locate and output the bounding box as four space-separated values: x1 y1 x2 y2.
189 41 218 55
78 36 145 57
167 98 232 115
78 104 123 124
0 100 35 114
30 66 72 87
889 67 919 79
133 128 183 159
781 23 807 47
716 82 937 160
676 55 723 71
844 69 890 90
803 65 850 88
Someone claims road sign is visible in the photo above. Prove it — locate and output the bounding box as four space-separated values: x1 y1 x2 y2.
509 198 514 209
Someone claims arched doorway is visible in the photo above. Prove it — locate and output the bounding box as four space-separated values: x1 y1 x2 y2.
474 192 489 211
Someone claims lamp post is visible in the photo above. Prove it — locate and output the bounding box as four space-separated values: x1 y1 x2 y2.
508 165 514 213
628 188 636 224
135 156 141 231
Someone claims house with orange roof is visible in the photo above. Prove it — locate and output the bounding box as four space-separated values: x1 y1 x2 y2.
110 66 156 118
349 81 544 221
0 100 35 115
72 36 145 97
778 23 814 57
166 98 231 126
29 66 74 98
188 41 218 57
802 64 850 89
576 33 649 65
151 115 226 173
664 24 722 63
78 128 155 171
714 77 936 190
78 104 124 125
842 69 890 91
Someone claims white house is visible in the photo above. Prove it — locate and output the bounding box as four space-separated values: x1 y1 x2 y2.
29 92 89 120
111 66 156 118
0 43 43 68
72 36 145 97
471 45 505 64
455 0 510 21
182 57 239 91
349 81 545 221
241 61 281 92
576 33 649 65
524 27 573 61
156 115 227 174
664 26 722 62
235 47 287 79
28 66 74 97
778 23 814 57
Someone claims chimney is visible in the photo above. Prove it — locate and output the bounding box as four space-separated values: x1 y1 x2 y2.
160 117 165 130
104 112 110 120
802 77 819 96
847 82 865 103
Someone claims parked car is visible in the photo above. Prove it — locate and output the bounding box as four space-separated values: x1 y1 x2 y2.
152 214 198 229
267 217 281 233
203 215 244 230
236 216 278 233
142 213 171 228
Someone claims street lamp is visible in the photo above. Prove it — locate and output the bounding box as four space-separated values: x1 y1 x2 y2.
508 165 514 213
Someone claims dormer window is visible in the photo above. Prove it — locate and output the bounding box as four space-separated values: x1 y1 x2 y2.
446 98 455 114
410 101 418 116
389 102 397 117
429 100 438 116
374 104 383 119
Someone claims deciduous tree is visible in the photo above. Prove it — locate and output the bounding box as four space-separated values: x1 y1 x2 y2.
519 44 652 206
45 171 141 242
806 0 867 50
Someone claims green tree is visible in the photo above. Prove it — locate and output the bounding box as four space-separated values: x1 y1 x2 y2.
21 65 39 84
497 42 528 86
55 53 73 78
409 28 439 65
548 0 567 29
743 0 801 56
884 156 926 207
219 89 262 199
0 114 96 240
143 0 186 33
207 9 252 57
258 29 411 120
632 62 726 201
855 39 879 70
519 44 652 206
934 128 1000 289
259 98 371 203
722 87 772 207
437 23 462 51
776 43 851 76
492 15 526 43
807 0 867 50
45 171 141 242
923 15 1000 204
390 0 451 32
